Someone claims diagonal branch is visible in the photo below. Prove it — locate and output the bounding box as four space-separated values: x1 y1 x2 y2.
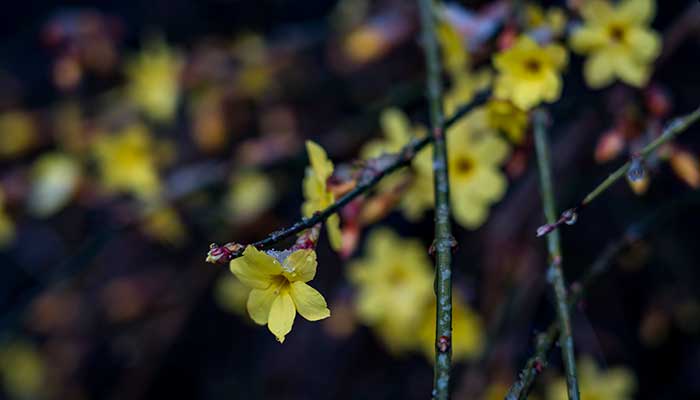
532 110 580 400
205 90 492 264
537 105 700 238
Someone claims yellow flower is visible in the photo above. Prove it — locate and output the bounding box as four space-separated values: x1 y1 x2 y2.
92 124 161 201
125 38 182 122
141 205 187 245
493 35 568 110
302 141 342 250
437 19 492 115
348 228 434 353
214 274 252 316
417 293 484 362
0 111 37 160
414 108 510 228
437 20 468 76
231 34 274 99
547 356 636 400
570 0 660 89
0 189 14 249
361 108 416 159
525 4 567 36
0 341 46 399
28 152 82 217
225 170 276 224
485 99 529 144
230 246 330 342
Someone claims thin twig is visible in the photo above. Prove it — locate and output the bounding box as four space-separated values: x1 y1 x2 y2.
417 0 454 398
205 90 492 264
537 105 700 238
503 191 699 400
532 110 580 400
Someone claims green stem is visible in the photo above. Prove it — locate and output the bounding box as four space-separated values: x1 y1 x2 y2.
532 110 580 400
417 0 454 398
504 192 694 400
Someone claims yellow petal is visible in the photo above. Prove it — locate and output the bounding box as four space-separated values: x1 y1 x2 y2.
326 213 343 251
247 286 279 324
604 367 637 396
545 44 568 69
283 249 317 282
289 281 331 321
584 51 616 89
380 108 412 148
580 0 614 23
452 194 488 229
628 27 661 61
540 70 563 102
305 140 334 181
229 246 281 289
615 56 649 87
570 26 607 53
618 0 656 24
268 291 296 342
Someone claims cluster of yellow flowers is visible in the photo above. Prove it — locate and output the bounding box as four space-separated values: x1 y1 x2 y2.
348 229 484 361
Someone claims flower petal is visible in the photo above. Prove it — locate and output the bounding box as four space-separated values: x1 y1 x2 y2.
615 56 649 87
570 26 607 53
229 246 282 289
584 51 616 89
305 141 334 181
268 291 296 343
283 249 317 282
289 281 331 321
628 27 661 61
618 0 655 24
247 286 278 325
326 213 343 251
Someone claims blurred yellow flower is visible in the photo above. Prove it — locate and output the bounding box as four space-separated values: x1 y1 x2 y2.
437 20 491 115
547 356 636 400
230 246 331 342
361 108 416 159
231 34 274 99
570 0 660 89
0 189 14 249
92 124 162 201
302 141 342 251
225 170 276 224
361 108 434 222
214 274 252 316
0 341 46 399
0 111 37 160
141 205 187 245
125 38 182 122
525 4 567 36
485 99 529 144
414 108 510 229
417 293 484 362
437 20 468 76
493 35 568 110
348 228 434 353
28 152 82 217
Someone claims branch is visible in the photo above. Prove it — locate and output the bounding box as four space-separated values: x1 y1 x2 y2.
417 0 455 398
504 201 679 400
206 89 492 263
532 110 580 400
537 105 700 238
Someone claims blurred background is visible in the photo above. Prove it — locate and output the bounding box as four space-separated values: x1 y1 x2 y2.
1 0 700 399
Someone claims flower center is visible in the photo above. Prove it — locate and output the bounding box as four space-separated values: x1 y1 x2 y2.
524 58 542 74
609 25 626 42
454 156 474 176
